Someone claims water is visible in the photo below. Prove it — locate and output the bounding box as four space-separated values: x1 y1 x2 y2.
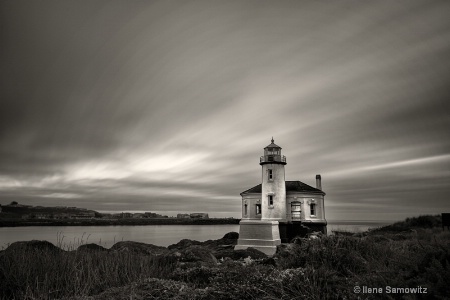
0 221 390 250
0 225 240 250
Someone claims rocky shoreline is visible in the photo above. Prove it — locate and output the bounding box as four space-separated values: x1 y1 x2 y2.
1 232 270 265
1 215 449 300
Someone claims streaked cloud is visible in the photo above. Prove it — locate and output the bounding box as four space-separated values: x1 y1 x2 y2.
1 1 449 220
40 193 82 199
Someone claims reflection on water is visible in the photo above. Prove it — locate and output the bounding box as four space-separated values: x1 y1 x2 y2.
0 221 391 249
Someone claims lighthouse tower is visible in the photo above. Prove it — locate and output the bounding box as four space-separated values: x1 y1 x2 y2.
260 138 286 222
234 138 286 255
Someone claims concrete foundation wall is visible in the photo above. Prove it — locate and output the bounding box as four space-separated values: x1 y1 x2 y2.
235 220 281 256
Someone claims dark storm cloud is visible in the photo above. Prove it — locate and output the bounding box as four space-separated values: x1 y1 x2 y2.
1 1 450 220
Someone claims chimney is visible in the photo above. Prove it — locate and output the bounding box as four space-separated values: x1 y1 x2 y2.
316 174 322 190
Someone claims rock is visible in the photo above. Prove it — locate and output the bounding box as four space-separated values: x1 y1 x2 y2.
215 247 267 260
258 257 277 266
222 232 239 239
168 232 239 255
216 244 234 249
110 241 169 256
168 239 202 250
201 232 239 251
174 245 218 266
77 243 108 252
5 240 62 254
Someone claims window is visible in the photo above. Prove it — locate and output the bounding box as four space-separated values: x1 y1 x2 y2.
244 204 248 216
268 195 274 206
291 202 301 219
256 204 261 215
310 203 316 216
268 156 274 161
268 169 273 180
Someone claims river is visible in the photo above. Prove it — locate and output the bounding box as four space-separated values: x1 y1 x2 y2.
0 221 390 250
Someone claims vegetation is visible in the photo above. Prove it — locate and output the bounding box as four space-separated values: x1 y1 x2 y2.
0 242 178 299
0 215 449 299
369 214 442 232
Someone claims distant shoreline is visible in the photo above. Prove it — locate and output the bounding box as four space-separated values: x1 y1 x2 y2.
0 218 240 227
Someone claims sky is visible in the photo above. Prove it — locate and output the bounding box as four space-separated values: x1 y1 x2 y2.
1 1 450 221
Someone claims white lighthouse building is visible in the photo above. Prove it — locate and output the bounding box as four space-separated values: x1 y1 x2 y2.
235 138 327 255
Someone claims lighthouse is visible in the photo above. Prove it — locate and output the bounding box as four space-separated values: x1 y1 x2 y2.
235 138 327 255
260 138 287 222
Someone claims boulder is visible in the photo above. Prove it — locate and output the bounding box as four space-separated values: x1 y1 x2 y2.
222 232 239 239
77 243 108 252
173 245 218 266
168 239 202 250
214 247 267 260
200 232 239 250
257 257 276 266
5 240 62 254
110 241 169 256
168 232 239 253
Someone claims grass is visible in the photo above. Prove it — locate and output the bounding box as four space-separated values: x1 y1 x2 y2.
0 242 178 299
1 215 449 299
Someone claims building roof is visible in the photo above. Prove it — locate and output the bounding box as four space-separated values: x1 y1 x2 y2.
264 137 281 149
241 181 325 195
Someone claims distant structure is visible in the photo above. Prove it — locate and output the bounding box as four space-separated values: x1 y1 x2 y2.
177 213 190 219
235 138 327 255
1 202 97 219
190 213 209 219
177 213 209 219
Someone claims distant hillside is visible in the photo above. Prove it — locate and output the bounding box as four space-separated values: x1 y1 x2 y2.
0 202 100 219
370 214 442 233
0 202 239 227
